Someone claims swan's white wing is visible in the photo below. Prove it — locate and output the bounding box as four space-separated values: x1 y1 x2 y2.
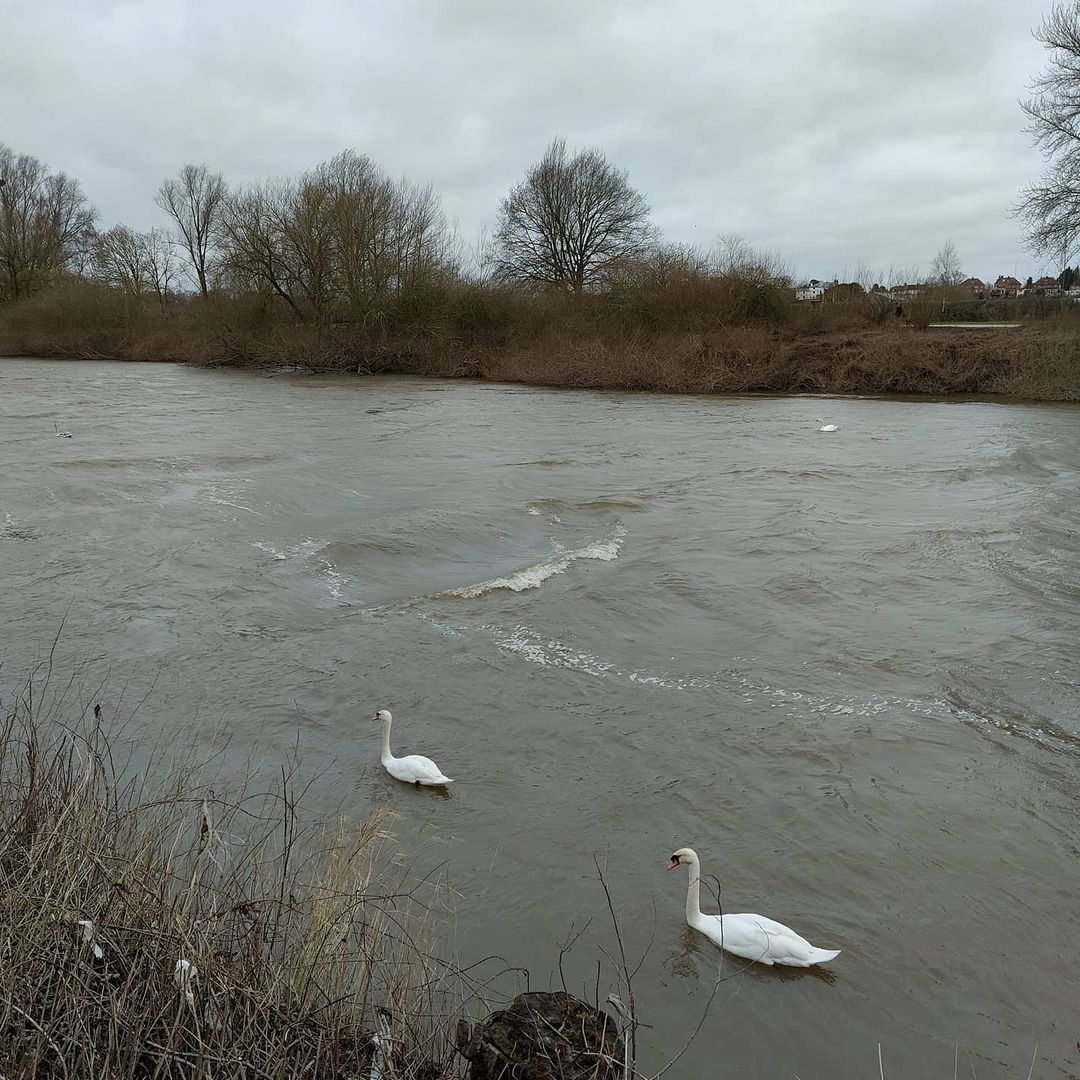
711 913 837 966
386 754 452 784
704 914 778 964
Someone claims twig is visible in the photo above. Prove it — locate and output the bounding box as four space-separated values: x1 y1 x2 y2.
594 855 637 1073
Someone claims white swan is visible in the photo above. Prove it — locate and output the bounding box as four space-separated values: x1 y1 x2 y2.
371 709 453 786
668 847 839 967
54 421 72 438
816 418 839 432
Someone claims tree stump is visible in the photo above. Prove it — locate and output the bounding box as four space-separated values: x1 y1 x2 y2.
456 991 624 1080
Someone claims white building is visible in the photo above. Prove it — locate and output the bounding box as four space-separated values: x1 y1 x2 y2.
795 279 834 302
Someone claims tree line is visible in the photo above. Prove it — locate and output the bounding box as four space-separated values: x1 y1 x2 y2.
1 137 734 321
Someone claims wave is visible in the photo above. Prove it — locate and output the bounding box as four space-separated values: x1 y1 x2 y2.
0 513 39 542
441 528 625 599
252 538 330 562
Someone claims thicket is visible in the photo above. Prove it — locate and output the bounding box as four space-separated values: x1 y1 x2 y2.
2 140 1079 399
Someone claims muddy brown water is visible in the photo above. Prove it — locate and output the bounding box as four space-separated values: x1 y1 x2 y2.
2 359 1078 1078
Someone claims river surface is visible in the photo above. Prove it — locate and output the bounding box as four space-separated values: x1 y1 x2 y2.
2 359 1078 1078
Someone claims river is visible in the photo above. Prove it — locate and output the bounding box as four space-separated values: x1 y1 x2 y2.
2 359 1077 1078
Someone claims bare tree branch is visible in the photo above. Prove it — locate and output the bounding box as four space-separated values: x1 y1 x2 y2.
156 164 226 300
1016 3 1080 257
0 144 96 303
494 138 655 295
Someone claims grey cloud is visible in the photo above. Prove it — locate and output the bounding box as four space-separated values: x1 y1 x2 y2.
2 0 1057 282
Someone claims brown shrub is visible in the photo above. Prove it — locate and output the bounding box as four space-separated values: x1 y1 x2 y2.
3 277 1079 400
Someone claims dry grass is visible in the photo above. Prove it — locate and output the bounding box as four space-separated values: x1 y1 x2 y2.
467 325 1080 400
2 277 1080 400
0 667 466 1080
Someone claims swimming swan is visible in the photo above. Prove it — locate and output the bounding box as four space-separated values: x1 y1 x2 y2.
54 421 72 438
371 709 453 785
668 847 839 967
816 418 839 432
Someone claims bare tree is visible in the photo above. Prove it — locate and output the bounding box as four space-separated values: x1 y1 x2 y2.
710 232 791 287
466 221 497 284
156 164 226 299
94 225 180 313
94 225 147 298
141 227 179 312
494 138 654 295
0 143 96 303
218 181 307 320
930 238 963 311
217 150 454 323
1015 3 1080 257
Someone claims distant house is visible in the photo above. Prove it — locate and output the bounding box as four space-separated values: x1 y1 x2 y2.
959 277 986 295
795 284 825 302
887 283 925 300
991 275 1021 298
795 278 833 302
1031 276 1061 295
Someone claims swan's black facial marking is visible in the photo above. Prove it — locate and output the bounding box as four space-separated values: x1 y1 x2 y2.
667 853 681 870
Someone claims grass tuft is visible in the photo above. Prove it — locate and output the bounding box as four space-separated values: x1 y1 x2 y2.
0 671 462 1079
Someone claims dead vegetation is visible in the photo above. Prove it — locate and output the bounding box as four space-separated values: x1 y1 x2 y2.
3 281 1079 400
1 228 1079 401
0 666 468 1079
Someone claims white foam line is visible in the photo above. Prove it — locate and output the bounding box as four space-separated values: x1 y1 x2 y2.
442 527 626 599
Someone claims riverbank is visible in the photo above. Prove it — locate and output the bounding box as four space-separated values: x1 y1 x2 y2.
0 678 458 1079
3 322 1079 401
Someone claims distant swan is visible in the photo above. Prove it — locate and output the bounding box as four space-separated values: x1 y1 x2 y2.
372 709 453 785
816 418 839 432
668 847 840 967
54 421 72 438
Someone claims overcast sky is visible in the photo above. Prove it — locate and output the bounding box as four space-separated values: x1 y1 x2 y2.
1 0 1060 282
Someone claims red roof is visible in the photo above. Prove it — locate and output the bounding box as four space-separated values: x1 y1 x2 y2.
960 277 985 289
995 276 1022 289
1033 276 1059 289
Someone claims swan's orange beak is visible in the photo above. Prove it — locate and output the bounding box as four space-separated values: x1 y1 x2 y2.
667 858 679 870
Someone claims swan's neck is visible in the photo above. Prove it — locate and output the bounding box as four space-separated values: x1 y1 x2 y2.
685 858 703 923
381 717 394 764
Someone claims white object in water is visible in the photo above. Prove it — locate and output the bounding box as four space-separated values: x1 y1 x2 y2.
816 418 839 432
667 847 840 967
54 421 73 438
174 958 198 1008
371 709 453 785
76 918 104 959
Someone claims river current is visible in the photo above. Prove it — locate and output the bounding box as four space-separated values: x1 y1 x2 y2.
2 360 1078 1077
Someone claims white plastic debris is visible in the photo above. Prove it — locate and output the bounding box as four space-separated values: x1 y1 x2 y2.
174 958 198 1009
76 919 104 960
369 1010 393 1080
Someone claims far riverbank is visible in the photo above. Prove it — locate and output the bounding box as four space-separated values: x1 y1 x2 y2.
3 323 1078 401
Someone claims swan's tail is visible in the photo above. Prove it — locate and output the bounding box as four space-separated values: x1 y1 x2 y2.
808 947 840 964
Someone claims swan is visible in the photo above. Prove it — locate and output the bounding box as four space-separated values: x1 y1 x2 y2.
371 709 453 785
816 418 839 432
668 847 839 967
54 421 72 438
